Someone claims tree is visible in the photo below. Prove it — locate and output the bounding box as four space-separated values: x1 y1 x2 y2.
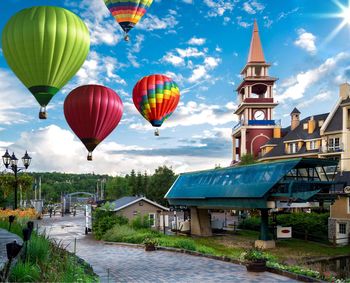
128 170 137 196
148 166 176 206
105 176 128 200
239 153 256 165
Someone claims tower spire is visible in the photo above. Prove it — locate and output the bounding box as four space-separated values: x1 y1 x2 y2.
247 20 265 63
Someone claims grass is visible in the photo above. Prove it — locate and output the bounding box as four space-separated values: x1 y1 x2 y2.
0 220 99 282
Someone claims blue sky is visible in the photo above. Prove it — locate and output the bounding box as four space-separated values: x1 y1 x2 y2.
0 0 350 175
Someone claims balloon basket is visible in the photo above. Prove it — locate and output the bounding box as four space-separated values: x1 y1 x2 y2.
124 34 130 42
87 152 93 161
39 111 47 119
154 129 159 136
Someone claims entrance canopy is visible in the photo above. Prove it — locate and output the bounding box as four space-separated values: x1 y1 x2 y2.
165 158 338 209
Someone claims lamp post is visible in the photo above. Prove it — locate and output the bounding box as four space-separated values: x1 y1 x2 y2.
2 150 32 209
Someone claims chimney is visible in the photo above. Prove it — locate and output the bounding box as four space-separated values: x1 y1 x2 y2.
291 107 301 131
308 116 316 134
273 126 281 138
339 83 350 100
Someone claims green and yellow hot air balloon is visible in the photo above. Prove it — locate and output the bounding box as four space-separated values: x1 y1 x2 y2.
2 6 90 119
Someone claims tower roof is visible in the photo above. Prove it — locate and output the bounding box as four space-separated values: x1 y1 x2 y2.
291 107 301 114
247 20 265 63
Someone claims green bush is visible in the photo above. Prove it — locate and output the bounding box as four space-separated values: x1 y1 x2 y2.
92 209 128 240
238 212 329 241
27 234 50 265
9 262 41 282
102 225 160 244
130 215 151 229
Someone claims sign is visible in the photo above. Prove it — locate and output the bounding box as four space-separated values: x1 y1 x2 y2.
85 204 92 231
344 186 350 194
277 226 292 239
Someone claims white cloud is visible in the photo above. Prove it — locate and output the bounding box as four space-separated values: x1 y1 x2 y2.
0 69 36 125
189 56 221 83
294 28 317 55
65 0 123 46
162 53 185 67
188 37 206 46
277 52 350 102
130 100 235 130
204 0 234 17
242 0 265 14
137 13 178 31
176 47 205 58
237 16 252 28
297 90 332 109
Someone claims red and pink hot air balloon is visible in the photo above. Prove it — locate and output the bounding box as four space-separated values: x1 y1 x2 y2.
64 85 123 161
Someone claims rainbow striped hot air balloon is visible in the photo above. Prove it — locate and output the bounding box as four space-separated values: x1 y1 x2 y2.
104 0 153 41
133 74 180 136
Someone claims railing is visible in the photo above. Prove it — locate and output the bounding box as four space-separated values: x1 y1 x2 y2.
232 122 242 133
244 98 274 103
248 120 275 126
319 144 344 154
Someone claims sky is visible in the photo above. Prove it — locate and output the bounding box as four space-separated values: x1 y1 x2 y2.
0 0 350 175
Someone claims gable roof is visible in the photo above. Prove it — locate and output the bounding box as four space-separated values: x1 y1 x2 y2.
111 196 169 212
324 103 343 132
263 113 328 158
291 107 301 114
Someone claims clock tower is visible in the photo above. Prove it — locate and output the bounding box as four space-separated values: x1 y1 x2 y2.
232 20 279 163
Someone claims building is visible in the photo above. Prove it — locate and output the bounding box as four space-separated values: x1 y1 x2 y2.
166 158 338 249
110 196 169 229
232 21 350 244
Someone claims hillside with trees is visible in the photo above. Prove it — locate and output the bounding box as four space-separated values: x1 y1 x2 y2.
0 166 177 207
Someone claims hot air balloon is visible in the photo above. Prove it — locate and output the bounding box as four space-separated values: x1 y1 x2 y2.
64 85 123 161
104 0 153 41
133 74 180 136
2 6 90 119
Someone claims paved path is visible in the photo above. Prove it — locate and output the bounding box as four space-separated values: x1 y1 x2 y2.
0 228 23 270
38 214 299 283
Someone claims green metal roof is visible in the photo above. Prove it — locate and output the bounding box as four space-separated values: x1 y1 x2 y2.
165 158 338 201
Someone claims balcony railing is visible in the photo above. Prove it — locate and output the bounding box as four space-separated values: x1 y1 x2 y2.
244 98 274 103
319 144 344 154
248 120 276 126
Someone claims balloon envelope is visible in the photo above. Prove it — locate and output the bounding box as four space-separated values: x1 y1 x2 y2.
2 6 90 118
133 74 180 128
104 0 153 35
64 85 123 160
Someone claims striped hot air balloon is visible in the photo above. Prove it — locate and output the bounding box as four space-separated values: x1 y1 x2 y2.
64 85 123 161
104 0 153 41
2 6 90 119
132 74 180 136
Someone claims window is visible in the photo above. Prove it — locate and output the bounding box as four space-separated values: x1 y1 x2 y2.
348 197 350 214
339 223 347 235
289 143 298 154
149 213 155 227
310 140 317 150
328 138 340 151
303 123 308 130
318 120 324 127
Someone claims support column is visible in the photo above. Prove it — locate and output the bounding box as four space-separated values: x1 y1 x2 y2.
232 137 237 162
190 207 212 236
241 129 247 155
255 208 275 249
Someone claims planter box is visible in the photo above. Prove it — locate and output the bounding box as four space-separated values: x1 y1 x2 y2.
246 260 267 272
145 244 156 252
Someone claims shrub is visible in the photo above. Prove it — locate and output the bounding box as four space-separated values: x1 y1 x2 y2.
9 262 41 282
92 209 128 240
27 234 50 265
102 225 160 244
130 215 151 229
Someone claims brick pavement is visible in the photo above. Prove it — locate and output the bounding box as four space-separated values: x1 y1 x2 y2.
0 228 23 270
38 214 299 283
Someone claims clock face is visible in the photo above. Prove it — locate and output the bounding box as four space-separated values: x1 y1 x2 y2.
254 110 265 120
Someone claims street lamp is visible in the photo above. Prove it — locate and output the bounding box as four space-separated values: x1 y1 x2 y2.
2 150 32 209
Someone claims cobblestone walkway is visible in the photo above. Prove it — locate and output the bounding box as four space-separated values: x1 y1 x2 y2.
38 214 299 283
0 228 22 270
